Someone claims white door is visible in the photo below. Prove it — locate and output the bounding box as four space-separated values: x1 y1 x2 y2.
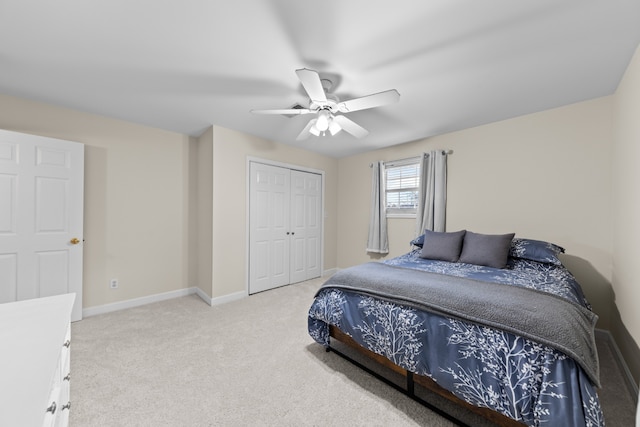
249 162 291 294
0 130 84 321
289 170 321 284
249 162 322 294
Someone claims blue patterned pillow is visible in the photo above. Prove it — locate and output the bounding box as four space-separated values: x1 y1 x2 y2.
509 238 565 265
410 233 425 248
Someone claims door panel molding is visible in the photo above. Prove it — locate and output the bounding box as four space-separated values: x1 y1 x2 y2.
0 129 84 320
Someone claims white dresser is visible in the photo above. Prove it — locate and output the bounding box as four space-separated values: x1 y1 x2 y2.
0 293 75 427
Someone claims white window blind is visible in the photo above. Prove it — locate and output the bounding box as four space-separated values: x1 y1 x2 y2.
385 157 420 216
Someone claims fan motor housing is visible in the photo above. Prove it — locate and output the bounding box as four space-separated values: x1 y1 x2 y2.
282 104 306 118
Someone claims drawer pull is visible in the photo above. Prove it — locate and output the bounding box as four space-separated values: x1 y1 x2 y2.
63 340 71 348
46 401 57 414
62 402 71 411
64 373 71 381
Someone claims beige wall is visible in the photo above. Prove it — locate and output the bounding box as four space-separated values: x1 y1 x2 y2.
612 44 640 381
196 128 214 297
0 94 191 310
2 46 638 382
0 92 339 308
201 125 338 299
338 97 614 327
338 60 640 379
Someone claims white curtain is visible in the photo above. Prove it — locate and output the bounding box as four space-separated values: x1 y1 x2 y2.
367 161 389 254
415 150 448 235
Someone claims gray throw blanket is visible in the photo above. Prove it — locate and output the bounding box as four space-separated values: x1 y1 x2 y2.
318 262 600 386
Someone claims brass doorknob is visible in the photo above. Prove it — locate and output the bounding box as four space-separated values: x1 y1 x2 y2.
70 238 80 245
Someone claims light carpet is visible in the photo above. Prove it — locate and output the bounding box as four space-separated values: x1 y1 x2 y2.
70 278 636 426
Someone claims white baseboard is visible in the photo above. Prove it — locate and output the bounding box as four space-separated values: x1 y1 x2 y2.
82 287 248 317
193 288 247 306
596 328 638 397
83 287 196 318
210 290 246 306
194 287 213 306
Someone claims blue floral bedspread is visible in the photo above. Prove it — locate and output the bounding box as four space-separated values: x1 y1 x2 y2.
308 250 604 426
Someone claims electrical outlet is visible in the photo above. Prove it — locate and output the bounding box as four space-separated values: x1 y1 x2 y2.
109 278 118 289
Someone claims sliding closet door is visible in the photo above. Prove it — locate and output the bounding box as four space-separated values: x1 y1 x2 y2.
249 162 291 294
249 162 322 294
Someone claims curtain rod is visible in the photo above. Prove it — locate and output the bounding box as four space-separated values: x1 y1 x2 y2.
369 150 453 167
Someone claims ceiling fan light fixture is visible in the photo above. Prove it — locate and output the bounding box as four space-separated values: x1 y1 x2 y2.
315 109 331 132
251 68 399 140
329 120 342 136
309 125 321 136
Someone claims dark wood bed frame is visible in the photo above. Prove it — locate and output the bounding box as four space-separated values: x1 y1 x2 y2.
328 325 526 427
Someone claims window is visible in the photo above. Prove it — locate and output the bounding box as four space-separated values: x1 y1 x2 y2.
385 157 421 217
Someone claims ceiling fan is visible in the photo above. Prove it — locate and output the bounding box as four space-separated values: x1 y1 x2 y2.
251 68 400 141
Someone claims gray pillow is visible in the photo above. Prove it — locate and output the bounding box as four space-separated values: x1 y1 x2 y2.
419 229 466 262
459 231 515 268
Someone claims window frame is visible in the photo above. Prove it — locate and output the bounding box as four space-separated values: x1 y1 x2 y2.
384 156 421 218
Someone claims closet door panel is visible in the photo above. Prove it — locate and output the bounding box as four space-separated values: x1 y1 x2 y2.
303 171 322 280
249 163 290 294
289 172 307 284
290 170 321 283
250 162 322 292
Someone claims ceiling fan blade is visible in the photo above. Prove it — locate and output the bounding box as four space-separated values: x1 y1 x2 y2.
295 68 327 104
296 119 317 141
251 108 314 115
333 115 369 138
337 89 400 113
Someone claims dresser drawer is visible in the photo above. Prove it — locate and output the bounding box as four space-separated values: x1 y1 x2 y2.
0 294 75 427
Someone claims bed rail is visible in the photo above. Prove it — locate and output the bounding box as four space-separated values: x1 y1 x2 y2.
328 325 526 427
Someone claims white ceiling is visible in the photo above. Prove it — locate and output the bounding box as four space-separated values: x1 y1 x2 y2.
2 1 639 158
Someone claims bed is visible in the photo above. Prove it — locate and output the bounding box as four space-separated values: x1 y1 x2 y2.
308 231 604 427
